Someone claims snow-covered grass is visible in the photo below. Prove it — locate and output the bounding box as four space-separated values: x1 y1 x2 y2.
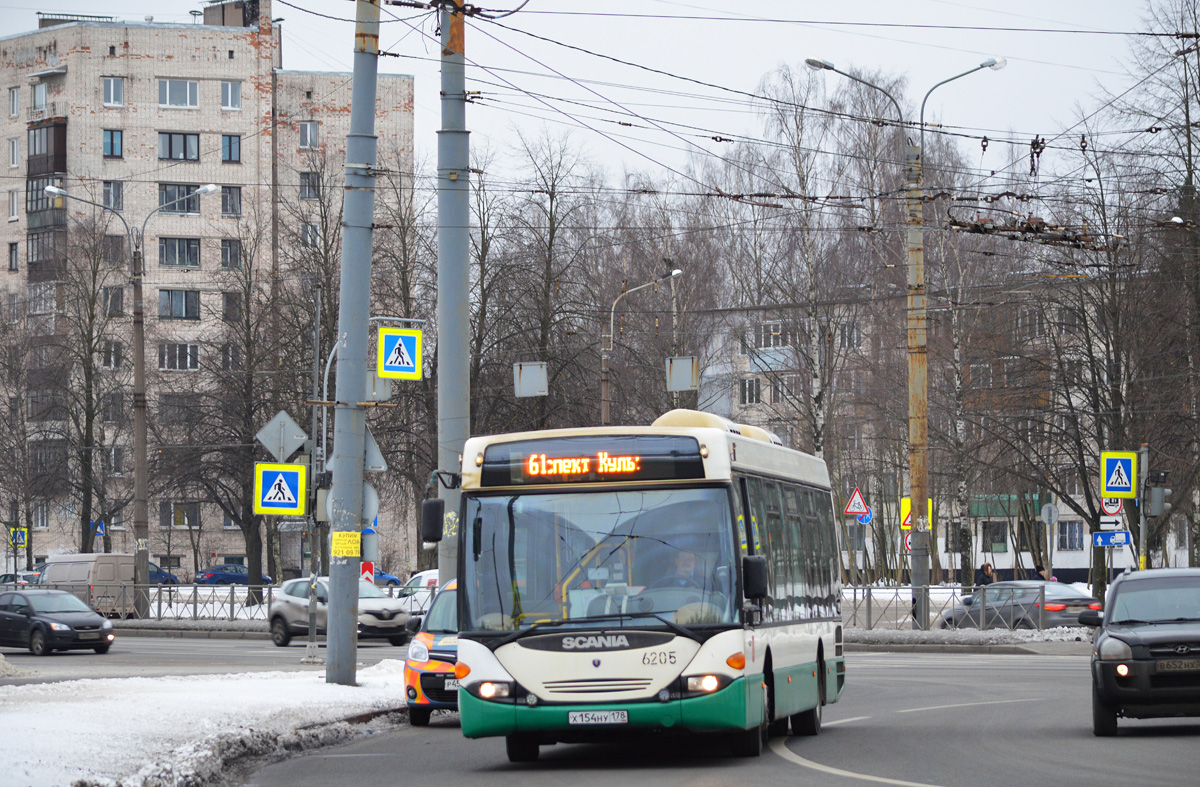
0 658 410 787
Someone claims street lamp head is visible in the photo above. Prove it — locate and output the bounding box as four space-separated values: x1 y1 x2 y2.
196 183 220 196
666 269 682 278
983 57 1007 71
804 58 835 72
1171 216 1185 225
44 185 66 196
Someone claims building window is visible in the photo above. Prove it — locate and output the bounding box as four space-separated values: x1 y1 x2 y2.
27 231 61 264
32 501 49 530
8 87 17 117
983 521 1009 553
101 340 123 369
221 186 241 216
103 129 123 158
158 289 200 320
102 77 124 107
159 342 199 371
158 394 199 423
8 242 17 271
158 132 199 161
221 343 243 370
845 522 867 551
300 222 320 247
8 138 16 168
101 391 124 423
970 362 993 388
102 286 124 315
299 121 319 149
220 239 242 269
158 79 199 108
838 322 863 350
221 81 241 110
7 190 16 221
1058 520 1085 551
28 390 64 421
32 84 46 112
105 446 125 476
102 181 123 211
158 184 200 214
160 501 201 530
26 177 54 213
7 291 19 321
103 235 126 266
222 292 242 323
159 237 201 268
221 135 240 163
739 377 761 406
299 172 320 200
754 321 787 349
27 282 57 314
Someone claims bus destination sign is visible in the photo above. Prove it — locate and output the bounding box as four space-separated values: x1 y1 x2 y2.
481 435 704 486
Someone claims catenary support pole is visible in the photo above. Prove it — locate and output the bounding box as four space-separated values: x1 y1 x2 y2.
437 1 470 584
326 0 382 686
1139 443 1149 570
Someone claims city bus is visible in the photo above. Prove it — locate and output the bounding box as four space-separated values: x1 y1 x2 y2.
435 409 844 762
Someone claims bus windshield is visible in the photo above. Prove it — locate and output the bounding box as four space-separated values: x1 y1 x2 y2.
461 486 737 632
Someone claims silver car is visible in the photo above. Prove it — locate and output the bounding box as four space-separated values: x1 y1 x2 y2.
939 580 1101 629
269 576 411 647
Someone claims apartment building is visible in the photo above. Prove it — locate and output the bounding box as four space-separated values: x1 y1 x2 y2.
0 1 415 579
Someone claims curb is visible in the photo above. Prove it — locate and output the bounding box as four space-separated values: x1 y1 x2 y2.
113 627 268 640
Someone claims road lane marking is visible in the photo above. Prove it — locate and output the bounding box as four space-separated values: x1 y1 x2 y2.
824 716 871 727
769 738 947 787
896 698 1037 714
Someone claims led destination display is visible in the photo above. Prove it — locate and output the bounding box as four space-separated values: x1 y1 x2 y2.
480 435 705 486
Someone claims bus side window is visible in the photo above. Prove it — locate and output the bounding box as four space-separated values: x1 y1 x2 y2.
731 477 749 556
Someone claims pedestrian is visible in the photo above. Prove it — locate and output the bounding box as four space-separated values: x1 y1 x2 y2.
1034 564 1047 581
976 562 995 586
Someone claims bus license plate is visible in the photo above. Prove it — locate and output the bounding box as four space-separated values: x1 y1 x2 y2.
1156 659 1200 673
444 678 459 690
568 711 628 726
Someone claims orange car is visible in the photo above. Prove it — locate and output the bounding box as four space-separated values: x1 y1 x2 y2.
403 580 458 726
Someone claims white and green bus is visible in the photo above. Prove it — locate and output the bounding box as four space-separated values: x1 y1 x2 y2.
430 409 844 762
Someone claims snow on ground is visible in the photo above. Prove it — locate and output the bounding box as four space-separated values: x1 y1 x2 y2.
847 625 1091 647
0 660 409 787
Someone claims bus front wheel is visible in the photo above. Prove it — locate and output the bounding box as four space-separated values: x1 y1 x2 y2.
505 734 540 763
731 682 767 756
791 661 825 736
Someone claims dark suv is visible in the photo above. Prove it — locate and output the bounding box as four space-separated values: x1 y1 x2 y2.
1080 567 1200 736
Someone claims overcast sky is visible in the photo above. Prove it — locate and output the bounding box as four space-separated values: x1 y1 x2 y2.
1 1 1155 181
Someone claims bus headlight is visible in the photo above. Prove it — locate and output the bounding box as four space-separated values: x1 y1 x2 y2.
684 674 731 694
478 681 511 699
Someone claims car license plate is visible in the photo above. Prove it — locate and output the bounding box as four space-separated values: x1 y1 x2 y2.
444 678 459 690
78 632 100 640
1156 658 1200 673
568 710 628 726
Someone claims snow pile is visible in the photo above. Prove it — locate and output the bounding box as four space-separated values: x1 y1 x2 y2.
0 653 26 678
115 618 267 633
0 660 409 787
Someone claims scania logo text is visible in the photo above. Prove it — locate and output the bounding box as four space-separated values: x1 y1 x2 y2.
562 634 630 650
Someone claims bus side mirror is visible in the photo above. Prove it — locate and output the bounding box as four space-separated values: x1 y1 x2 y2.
742 555 768 600
421 499 444 543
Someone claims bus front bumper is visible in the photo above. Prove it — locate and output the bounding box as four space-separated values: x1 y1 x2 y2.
459 675 758 739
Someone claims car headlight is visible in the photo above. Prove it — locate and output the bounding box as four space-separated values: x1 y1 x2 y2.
48 622 71 632
102 620 113 630
408 639 429 663
1098 636 1133 661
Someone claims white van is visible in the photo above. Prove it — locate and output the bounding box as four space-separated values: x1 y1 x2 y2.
40 553 135 616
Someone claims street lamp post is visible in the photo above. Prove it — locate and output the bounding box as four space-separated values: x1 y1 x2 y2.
46 183 217 617
601 269 682 426
805 58 1004 627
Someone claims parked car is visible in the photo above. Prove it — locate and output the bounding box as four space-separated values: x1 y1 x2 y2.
0 571 40 587
0 588 115 655
148 562 179 585
194 564 272 585
395 569 440 613
939 581 1101 630
1081 567 1200 736
268 576 411 647
404 580 459 726
373 568 401 587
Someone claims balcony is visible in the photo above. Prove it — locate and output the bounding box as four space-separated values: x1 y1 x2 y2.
28 101 67 122
26 208 65 231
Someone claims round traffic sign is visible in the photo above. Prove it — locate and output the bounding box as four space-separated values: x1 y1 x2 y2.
1101 498 1123 516
1040 503 1059 525
903 531 912 552
857 506 874 525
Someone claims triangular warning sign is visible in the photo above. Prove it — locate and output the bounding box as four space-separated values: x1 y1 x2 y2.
385 338 412 368
844 488 869 516
263 473 297 504
1106 462 1130 490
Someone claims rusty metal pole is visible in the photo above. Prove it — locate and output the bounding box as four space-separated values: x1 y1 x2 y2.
906 138 931 629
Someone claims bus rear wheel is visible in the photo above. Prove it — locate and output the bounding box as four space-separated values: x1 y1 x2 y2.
505 734 540 763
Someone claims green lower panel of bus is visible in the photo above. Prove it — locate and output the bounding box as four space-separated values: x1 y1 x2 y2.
459 675 762 739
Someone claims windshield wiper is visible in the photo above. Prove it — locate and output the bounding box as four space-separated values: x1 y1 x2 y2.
489 611 704 648
1156 617 1200 624
1110 618 1149 625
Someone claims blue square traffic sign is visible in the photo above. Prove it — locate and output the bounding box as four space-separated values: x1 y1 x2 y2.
377 327 422 380
1100 451 1137 499
254 463 308 516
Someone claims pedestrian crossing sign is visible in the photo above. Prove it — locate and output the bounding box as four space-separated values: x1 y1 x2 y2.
254 463 308 516
377 327 422 380
9 527 27 548
1100 451 1137 499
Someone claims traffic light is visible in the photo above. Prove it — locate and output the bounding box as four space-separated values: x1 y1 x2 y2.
1149 485 1172 517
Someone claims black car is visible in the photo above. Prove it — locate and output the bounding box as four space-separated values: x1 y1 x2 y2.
1080 567 1200 736
0 589 116 655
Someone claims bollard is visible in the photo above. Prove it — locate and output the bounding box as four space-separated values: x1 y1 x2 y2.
866 586 873 630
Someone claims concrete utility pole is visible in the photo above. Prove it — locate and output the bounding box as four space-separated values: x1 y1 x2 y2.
805 57 1004 628
437 1 470 584
1139 443 1149 570
326 0 382 686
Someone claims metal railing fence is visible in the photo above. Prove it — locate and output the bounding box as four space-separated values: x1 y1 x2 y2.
841 585 1055 631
